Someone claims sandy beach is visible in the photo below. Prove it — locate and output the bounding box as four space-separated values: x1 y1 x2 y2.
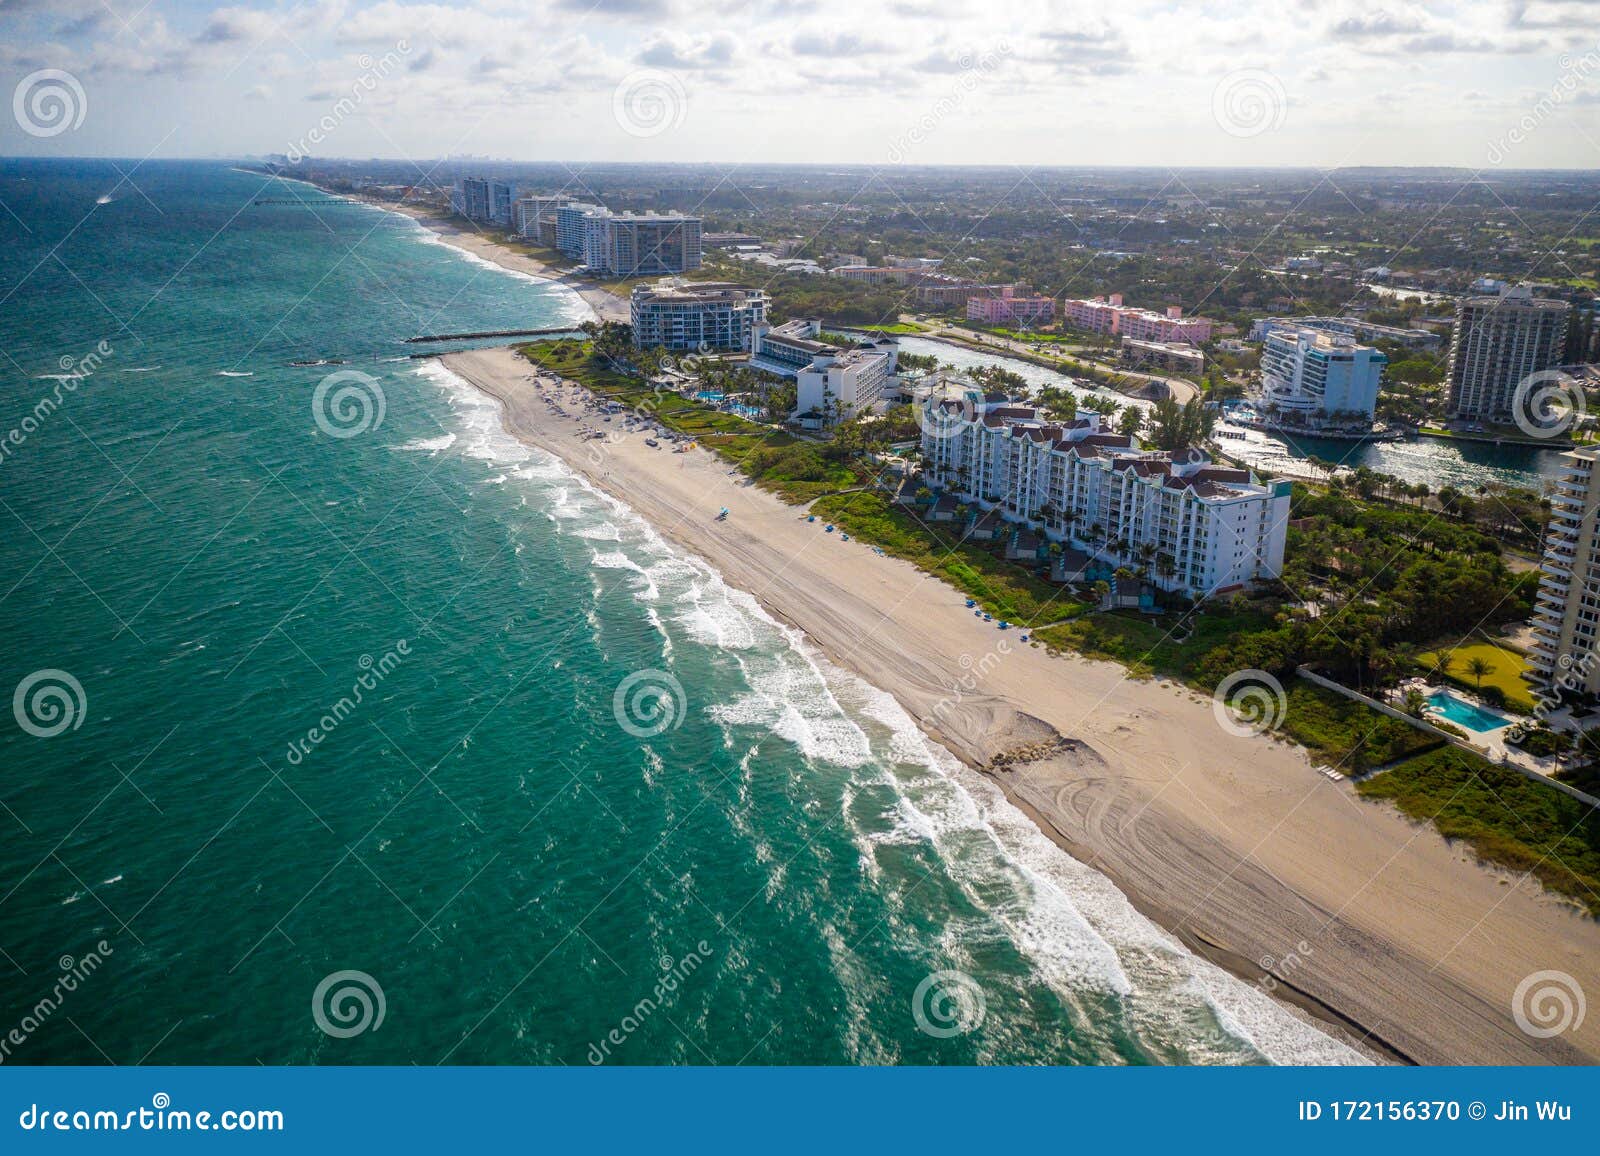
329 188 630 323
441 344 1600 1066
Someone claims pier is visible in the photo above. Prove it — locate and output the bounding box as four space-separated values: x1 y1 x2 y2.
403 327 586 344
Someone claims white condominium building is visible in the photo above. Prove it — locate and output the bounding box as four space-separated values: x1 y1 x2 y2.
1529 448 1600 694
629 281 769 352
750 320 899 423
921 392 1290 594
587 213 704 277
516 195 572 244
1259 327 1387 421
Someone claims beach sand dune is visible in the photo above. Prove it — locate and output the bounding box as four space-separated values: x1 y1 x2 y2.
443 344 1600 1066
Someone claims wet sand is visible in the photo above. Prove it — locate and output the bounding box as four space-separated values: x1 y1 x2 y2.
439 340 1600 1068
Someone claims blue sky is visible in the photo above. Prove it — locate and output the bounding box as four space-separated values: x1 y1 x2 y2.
1 0 1597 168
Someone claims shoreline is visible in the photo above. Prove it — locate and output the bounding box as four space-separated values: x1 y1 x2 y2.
438 345 1600 1066
282 176 629 324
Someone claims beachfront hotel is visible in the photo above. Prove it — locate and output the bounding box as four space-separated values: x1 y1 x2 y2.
630 281 769 351
1529 447 1600 694
966 287 1056 326
1062 294 1213 345
1446 286 1570 422
1258 327 1387 423
921 386 1290 595
750 320 899 424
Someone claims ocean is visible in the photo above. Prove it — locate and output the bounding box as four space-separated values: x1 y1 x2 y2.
0 159 1359 1065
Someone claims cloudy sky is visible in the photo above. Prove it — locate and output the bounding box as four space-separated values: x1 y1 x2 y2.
1 0 1598 168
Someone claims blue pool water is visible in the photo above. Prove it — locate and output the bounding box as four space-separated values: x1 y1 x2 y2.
1428 690 1509 732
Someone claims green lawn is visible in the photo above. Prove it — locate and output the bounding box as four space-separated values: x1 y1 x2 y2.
1032 607 1275 681
1418 642 1535 712
1359 746 1600 916
808 492 1089 625
1280 681 1445 774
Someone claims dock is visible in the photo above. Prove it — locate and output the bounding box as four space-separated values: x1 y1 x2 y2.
403 327 586 344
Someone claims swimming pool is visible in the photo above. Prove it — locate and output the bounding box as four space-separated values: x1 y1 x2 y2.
695 390 724 403
1427 690 1509 732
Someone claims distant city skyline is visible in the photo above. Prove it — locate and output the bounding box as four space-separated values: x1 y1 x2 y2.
1 0 1598 169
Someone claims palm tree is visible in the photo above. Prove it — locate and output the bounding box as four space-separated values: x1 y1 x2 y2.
1430 647 1456 684
1402 687 1428 718
1466 656 1492 692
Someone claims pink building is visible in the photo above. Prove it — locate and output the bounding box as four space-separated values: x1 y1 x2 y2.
966 286 1056 326
1061 294 1212 345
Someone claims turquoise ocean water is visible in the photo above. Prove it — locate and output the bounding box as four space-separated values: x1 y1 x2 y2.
0 160 1359 1065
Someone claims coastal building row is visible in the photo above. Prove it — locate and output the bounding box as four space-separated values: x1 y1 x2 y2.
453 182 704 276
1258 327 1387 423
1529 447 1600 695
1445 285 1570 423
920 386 1290 595
554 202 703 277
451 178 516 227
1062 294 1213 345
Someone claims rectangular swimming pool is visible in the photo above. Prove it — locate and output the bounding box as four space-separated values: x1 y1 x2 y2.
1427 690 1508 732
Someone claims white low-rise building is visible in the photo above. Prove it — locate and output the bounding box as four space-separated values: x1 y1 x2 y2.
750 320 899 424
921 388 1290 595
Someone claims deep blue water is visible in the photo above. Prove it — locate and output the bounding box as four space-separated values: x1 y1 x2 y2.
0 159 1358 1066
